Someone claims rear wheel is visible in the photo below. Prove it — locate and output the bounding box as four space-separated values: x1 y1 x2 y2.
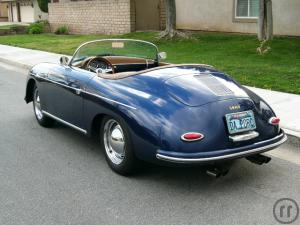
33 86 54 127
100 116 138 175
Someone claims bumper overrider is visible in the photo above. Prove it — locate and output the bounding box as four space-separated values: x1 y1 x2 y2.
156 129 287 163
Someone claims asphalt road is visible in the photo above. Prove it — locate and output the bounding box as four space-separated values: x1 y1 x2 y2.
0 64 299 225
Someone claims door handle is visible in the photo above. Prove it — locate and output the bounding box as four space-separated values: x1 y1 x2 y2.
67 79 81 95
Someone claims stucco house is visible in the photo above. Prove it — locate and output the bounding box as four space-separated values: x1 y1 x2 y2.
1 0 47 23
176 0 300 37
48 0 300 36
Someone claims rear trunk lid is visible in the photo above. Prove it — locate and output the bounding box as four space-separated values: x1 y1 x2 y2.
164 72 249 106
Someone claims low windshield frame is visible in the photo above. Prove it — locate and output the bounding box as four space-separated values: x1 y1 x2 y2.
69 39 159 66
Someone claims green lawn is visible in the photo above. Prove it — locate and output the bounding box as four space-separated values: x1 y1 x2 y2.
0 32 299 94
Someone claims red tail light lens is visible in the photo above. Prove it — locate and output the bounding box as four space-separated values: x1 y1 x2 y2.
181 132 204 142
269 117 280 125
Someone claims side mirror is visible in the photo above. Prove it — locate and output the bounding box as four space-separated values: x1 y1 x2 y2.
158 52 167 60
60 56 69 66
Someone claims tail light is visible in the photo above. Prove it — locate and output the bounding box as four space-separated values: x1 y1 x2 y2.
269 117 280 125
181 132 204 142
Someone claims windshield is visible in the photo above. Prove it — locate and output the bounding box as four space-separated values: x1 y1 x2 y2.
71 39 158 65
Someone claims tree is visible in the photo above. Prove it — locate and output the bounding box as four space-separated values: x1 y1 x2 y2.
37 0 48 13
159 0 187 39
258 0 273 41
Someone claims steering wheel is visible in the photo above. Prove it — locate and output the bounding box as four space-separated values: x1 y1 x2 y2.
86 57 114 74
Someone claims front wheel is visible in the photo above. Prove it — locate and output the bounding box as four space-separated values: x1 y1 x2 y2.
100 116 138 175
33 86 55 127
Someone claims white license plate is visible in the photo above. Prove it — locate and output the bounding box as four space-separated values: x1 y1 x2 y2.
225 110 256 134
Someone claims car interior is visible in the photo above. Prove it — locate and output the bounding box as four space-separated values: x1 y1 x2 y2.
70 55 170 79
83 56 157 73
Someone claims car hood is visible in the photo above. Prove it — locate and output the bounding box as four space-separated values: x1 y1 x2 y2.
164 72 249 107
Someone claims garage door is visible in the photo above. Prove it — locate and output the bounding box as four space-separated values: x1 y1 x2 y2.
20 5 34 22
135 0 161 31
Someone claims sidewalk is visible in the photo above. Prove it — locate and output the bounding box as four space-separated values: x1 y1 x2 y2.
0 44 299 138
245 87 300 139
0 22 29 26
0 44 65 70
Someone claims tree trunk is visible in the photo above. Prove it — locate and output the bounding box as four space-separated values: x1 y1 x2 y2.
258 0 273 41
165 0 176 34
258 0 265 40
266 0 273 40
159 0 188 39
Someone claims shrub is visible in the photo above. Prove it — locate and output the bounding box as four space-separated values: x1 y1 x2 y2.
10 25 27 34
38 20 50 32
55 26 69 35
27 22 44 34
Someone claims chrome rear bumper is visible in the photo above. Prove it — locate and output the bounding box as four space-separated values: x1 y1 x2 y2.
156 132 287 163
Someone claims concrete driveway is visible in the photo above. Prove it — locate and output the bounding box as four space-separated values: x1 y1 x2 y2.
0 63 299 225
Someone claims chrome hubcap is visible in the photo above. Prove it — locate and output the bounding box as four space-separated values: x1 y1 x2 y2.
34 89 43 120
103 119 125 165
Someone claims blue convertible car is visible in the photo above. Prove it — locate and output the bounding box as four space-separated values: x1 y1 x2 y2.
25 39 287 176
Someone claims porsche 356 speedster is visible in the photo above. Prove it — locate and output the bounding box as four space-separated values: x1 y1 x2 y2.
25 39 287 176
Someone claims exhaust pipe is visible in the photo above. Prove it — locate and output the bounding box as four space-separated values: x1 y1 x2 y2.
206 166 229 178
246 154 271 165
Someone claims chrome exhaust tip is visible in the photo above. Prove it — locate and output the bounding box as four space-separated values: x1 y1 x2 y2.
246 154 271 165
206 166 229 178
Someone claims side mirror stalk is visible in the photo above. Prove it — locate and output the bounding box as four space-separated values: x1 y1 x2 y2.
158 52 167 60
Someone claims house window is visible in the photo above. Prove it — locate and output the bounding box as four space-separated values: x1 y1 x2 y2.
235 0 259 19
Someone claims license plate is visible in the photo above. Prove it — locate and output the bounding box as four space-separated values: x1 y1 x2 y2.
225 110 256 134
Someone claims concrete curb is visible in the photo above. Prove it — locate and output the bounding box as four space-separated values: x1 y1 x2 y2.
286 134 300 148
0 54 299 146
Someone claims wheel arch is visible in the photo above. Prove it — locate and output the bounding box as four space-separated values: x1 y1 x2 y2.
90 113 106 137
25 78 36 103
86 101 163 162
89 111 134 137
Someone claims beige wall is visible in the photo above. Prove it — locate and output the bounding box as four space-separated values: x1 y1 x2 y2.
176 0 300 36
272 0 300 36
49 0 134 34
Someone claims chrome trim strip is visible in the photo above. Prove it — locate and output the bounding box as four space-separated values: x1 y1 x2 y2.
36 74 80 92
35 75 136 110
42 111 87 134
229 131 259 142
253 132 284 145
113 63 152 66
156 133 287 163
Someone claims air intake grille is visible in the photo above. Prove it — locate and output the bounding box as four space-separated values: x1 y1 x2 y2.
195 74 234 96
